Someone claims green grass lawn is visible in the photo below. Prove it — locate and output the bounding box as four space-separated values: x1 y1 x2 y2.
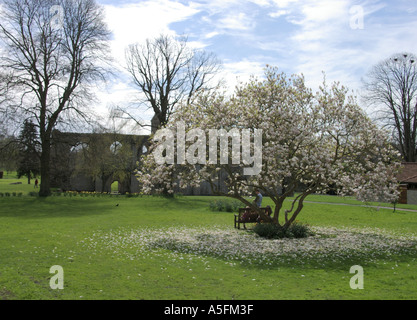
0 171 39 195
1 173 417 300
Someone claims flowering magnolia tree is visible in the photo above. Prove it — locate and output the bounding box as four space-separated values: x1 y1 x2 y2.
137 67 401 228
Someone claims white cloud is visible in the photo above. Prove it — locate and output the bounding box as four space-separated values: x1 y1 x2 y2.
276 0 416 97
275 1 362 90
103 0 200 63
95 0 201 122
193 0 241 15
270 0 299 9
248 0 270 7
220 59 266 93
269 10 289 18
300 0 349 23
205 31 221 39
218 12 254 31
92 0 417 120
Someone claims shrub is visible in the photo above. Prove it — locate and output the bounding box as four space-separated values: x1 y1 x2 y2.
226 201 241 212
289 223 314 238
254 222 314 239
209 200 220 211
209 200 241 212
253 223 283 239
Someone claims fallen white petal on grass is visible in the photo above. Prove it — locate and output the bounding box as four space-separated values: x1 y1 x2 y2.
79 226 417 266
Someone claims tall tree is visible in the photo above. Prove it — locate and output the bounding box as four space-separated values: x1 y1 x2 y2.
17 120 40 184
0 0 111 196
124 34 222 132
363 52 417 162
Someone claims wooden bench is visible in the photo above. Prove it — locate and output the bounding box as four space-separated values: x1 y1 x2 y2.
234 207 272 230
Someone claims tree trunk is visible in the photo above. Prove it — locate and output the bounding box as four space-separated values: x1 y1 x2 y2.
101 174 109 193
272 200 283 226
39 140 51 197
284 191 314 228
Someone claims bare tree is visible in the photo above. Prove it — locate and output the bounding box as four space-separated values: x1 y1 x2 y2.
363 52 417 162
0 0 111 196
124 34 222 132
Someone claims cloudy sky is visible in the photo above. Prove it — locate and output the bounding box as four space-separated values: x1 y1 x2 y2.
96 0 417 131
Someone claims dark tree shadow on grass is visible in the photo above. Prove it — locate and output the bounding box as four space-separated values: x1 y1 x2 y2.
0 197 118 219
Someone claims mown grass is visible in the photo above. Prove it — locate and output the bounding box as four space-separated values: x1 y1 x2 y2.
1 173 417 300
0 171 38 196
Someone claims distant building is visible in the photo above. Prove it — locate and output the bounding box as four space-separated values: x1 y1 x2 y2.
397 162 417 205
49 130 229 195
50 130 149 194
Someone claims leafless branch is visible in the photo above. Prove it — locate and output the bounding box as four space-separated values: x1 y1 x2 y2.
363 52 417 161
0 0 112 196
124 34 223 130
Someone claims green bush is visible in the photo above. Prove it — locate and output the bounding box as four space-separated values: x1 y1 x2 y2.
209 200 241 212
253 223 283 239
254 222 314 239
209 200 219 211
288 223 314 238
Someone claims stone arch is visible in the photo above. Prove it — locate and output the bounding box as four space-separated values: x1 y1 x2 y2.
111 180 121 194
110 141 123 154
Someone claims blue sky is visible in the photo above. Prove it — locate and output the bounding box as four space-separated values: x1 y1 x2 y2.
97 0 417 130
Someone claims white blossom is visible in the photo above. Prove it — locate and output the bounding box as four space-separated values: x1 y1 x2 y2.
136 67 402 226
